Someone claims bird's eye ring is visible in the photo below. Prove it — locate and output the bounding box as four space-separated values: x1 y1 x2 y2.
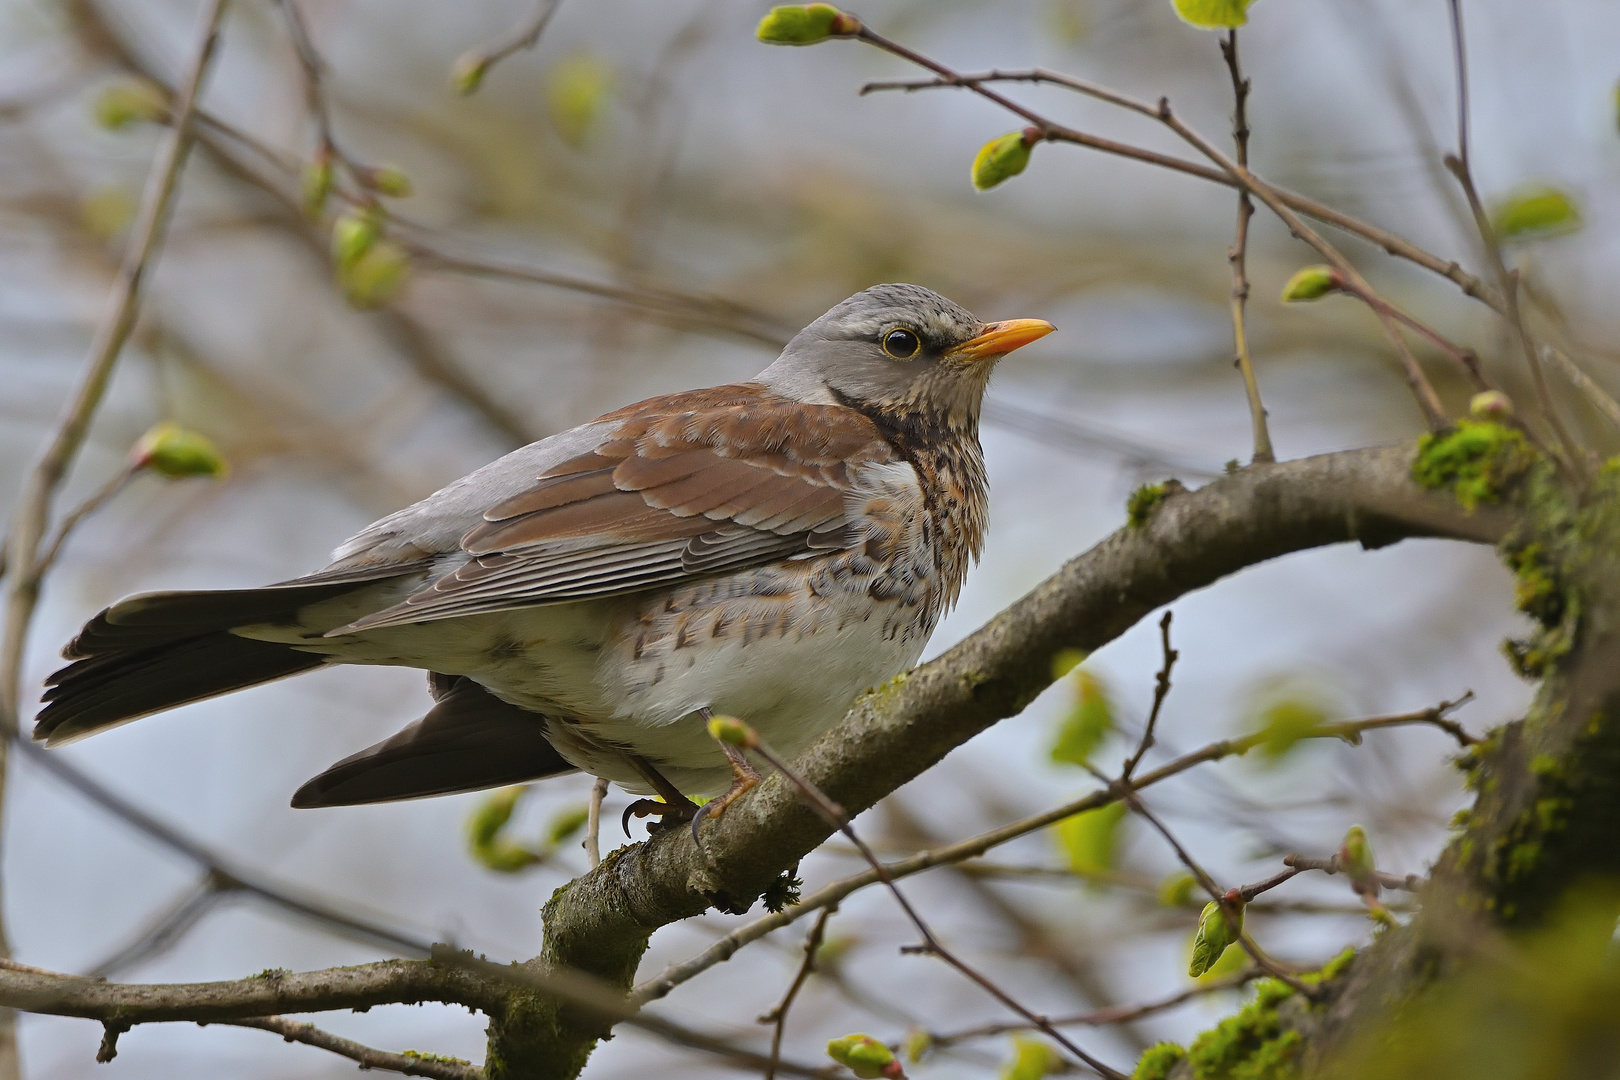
882 328 921 359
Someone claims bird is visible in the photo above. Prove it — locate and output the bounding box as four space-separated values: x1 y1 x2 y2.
33 283 1054 826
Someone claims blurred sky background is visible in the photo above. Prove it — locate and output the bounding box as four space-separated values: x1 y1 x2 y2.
2 0 1618 1076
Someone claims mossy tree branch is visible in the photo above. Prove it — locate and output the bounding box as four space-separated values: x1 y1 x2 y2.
493 443 1504 1079
0 445 1508 1078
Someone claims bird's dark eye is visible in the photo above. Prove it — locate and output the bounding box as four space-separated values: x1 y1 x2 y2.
882 328 921 359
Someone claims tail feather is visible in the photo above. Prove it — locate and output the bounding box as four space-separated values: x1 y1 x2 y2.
35 570 420 746
292 676 575 807
35 634 324 746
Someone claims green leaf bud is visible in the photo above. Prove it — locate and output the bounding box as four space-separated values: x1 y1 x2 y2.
331 210 380 271
1158 871 1197 908
132 422 228 479
547 804 591 845
757 4 862 45
1469 390 1513 421
972 129 1038 191
93 79 168 130
902 1028 932 1065
302 153 334 222
1491 185 1581 241
1171 0 1257 30
1000 1035 1064 1080
451 51 489 95
1279 264 1339 302
827 1034 903 1079
1339 824 1378 896
547 53 612 148
359 164 414 198
1188 890 1244 977
339 240 411 308
707 715 758 748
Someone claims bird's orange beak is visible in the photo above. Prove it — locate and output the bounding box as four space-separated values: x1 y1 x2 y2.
948 318 1056 362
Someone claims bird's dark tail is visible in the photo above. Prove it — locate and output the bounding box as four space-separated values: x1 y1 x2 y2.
33 574 405 747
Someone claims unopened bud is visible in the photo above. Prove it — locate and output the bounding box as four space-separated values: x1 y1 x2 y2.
132 422 228 479
339 240 411 308
1172 0 1256 30
1280 265 1339 302
93 79 168 130
1158 871 1197 908
1469 390 1513 421
827 1034 903 1079
902 1028 932 1065
1339 825 1378 896
451 51 489 95
1188 890 1245 977
972 129 1039 191
358 164 414 198
302 152 333 222
756 4 862 45
331 210 380 271
707 715 757 748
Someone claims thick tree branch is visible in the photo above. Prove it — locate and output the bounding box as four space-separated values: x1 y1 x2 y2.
489 442 1505 1077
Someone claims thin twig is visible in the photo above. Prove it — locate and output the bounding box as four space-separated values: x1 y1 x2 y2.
1121 793 1317 998
453 0 566 91
736 734 1132 1079
13 738 436 958
1220 31 1273 463
923 970 1259 1049
855 61 1505 315
1282 853 1422 893
762 906 835 1080
1441 0 1579 468
1121 612 1176 781
1541 345 1620 432
0 7 228 1071
631 695 1473 1006
585 775 609 869
216 1016 482 1080
32 463 140 579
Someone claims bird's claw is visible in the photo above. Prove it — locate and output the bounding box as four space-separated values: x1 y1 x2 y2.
621 797 697 838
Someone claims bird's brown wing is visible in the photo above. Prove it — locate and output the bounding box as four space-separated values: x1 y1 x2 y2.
335 386 899 632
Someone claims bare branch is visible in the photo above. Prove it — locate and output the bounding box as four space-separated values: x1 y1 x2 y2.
762 906 835 1080
1219 30 1274 463
633 693 1476 1006
856 62 1504 315
217 1017 481 1080
1121 611 1177 780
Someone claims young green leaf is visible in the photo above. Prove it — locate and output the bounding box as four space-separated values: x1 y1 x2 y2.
1188 892 1245 977
757 4 862 45
972 130 1036 191
1051 668 1114 767
1054 800 1127 878
1254 697 1329 760
999 1035 1064 1080
1171 0 1256 30
340 241 411 308
546 53 612 148
546 804 591 846
1491 185 1581 241
467 786 543 873
1158 871 1198 908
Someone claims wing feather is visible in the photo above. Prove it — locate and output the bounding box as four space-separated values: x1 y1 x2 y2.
333 388 902 634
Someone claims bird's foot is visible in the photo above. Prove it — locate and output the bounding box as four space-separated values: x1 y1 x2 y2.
690 743 763 842
621 796 699 837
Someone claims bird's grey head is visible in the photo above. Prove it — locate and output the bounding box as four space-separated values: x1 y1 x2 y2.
756 283 1054 424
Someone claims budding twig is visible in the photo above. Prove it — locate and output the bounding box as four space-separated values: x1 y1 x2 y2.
716 721 1127 1079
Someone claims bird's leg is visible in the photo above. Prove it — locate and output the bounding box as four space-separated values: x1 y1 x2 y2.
690 739 764 842
621 752 700 836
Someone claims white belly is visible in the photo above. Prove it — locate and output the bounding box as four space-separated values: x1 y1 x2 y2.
249 564 934 798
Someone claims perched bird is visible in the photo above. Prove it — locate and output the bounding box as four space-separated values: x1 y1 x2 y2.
34 284 1053 824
